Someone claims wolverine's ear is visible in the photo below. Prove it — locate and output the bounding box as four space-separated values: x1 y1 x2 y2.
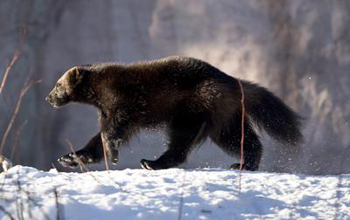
70 67 83 85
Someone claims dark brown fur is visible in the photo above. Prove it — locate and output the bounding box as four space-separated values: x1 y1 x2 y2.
46 56 302 171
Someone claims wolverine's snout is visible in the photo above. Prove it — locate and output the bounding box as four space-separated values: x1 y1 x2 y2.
45 93 56 107
46 89 70 108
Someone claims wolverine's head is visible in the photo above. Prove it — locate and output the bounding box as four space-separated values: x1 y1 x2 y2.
46 67 83 108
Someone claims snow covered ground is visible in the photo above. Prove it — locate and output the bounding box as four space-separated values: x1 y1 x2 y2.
0 166 349 220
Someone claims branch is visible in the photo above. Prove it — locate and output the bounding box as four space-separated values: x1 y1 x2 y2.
54 187 65 220
102 141 110 172
11 120 28 161
65 139 102 184
0 79 41 155
15 174 24 220
0 205 15 220
0 28 27 95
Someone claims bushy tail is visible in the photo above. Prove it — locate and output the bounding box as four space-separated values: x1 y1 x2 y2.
242 80 303 145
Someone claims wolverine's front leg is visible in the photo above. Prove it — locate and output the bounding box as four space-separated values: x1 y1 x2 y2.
100 116 130 165
101 132 121 164
58 133 103 168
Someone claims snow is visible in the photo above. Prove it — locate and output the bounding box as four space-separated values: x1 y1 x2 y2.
0 166 349 220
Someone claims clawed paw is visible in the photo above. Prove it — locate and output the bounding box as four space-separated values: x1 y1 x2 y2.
111 156 119 165
140 159 160 170
57 153 80 168
57 152 95 168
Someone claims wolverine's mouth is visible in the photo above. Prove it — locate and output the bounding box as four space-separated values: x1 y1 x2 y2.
49 102 66 108
45 96 68 108
52 103 61 108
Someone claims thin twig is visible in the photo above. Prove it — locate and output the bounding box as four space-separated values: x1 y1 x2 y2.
0 28 27 95
54 188 59 220
21 183 51 220
54 187 65 220
237 79 245 194
11 120 28 161
14 170 52 220
22 189 35 219
51 163 58 171
102 140 110 172
16 172 24 220
65 140 125 191
0 205 15 220
0 170 9 190
0 79 41 155
65 139 102 184
65 140 85 173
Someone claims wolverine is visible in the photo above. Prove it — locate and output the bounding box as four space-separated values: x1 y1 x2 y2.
46 56 303 171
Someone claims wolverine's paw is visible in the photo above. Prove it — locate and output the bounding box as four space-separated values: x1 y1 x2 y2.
57 152 97 168
111 156 119 165
140 159 163 170
110 149 119 165
230 163 257 171
57 153 80 168
230 163 244 170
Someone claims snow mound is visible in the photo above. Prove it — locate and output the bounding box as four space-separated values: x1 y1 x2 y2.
0 166 349 220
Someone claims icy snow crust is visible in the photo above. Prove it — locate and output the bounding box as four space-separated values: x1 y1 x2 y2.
0 166 349 220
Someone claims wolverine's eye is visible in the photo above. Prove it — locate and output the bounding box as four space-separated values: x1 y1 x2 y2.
56 82 62 87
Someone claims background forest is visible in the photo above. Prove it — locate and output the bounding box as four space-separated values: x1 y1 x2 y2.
0 0 349 174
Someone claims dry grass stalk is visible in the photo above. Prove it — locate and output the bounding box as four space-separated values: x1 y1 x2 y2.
102 141 110 172
22 184 51 220
1 168 52 220
14 169 51 220
0 205 15 220
11 120 28 161
0 79 41 155
54 187 65 220
15 174 24 220
65 139 102 184
0 28 27 95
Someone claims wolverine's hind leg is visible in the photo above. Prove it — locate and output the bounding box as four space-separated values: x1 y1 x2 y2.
210 115 262 171
58 132 103 168
141 110 209 170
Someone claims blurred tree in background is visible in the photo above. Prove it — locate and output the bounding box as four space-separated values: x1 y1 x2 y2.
0 0 349 174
